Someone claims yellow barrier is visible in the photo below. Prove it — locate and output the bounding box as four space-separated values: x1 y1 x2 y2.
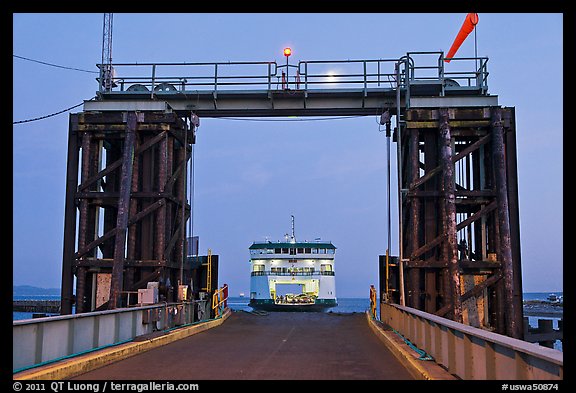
212 284 228 318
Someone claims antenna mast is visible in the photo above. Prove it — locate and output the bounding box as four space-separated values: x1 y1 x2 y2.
102 13 114 91
291 215 295 242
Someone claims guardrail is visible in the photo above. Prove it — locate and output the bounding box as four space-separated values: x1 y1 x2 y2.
97 52 489 97
212 284 228 318
251 271 335 276
380 302 563 380
13 300 209 373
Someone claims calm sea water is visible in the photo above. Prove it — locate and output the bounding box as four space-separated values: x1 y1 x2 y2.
13 293 562 351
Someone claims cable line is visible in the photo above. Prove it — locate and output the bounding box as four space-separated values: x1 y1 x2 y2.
13 102 84 125
13 54 98 74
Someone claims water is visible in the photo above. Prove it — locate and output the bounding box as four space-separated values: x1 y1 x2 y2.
522 292 563 302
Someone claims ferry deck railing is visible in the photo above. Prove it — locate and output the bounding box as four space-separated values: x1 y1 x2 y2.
251 271 335 276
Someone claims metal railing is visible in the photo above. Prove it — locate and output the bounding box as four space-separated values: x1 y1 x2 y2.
380 302 563 380
13 301 209 373
97 52 489 97
212 284 228 318
251 270 335 276
98 61 278 94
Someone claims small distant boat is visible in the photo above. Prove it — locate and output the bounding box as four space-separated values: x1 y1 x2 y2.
239 293 245 297
547 293 558 302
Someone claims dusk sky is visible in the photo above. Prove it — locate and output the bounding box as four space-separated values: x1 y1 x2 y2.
13 13 563 297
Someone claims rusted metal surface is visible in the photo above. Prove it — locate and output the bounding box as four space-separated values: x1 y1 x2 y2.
109 112 137 309
61 111 195 314
491 107 521 339
408 128 421 310
60 116 79 315
505 107 525 337
391 106 523 338
439 108 462 322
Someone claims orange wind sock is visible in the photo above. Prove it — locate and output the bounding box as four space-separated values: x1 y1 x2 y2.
445 13 479 63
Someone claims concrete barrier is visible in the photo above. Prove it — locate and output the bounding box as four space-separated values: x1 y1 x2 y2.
380 302 563 380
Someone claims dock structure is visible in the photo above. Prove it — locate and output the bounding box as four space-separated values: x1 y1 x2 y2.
14 307 562 380
60 111 205 314
13 300 61 314
35 50 556 380
62 51 521 336
388 105 523 339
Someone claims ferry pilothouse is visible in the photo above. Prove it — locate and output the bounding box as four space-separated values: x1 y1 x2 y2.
249 217 337 312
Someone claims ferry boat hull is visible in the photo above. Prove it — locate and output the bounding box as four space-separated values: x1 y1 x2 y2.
249 299 337 312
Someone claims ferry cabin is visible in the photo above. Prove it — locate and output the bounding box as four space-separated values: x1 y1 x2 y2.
249 241 337 310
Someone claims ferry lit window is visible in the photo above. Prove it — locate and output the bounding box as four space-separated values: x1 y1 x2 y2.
297 248 304 254
305 248 311 254
274 248 282 254
319 248 326 254
327 249 335 254
253 264 265 272
282 248 289 254
321 264 333 272
290 248 296 255
266 248 274 254
312 248 318 254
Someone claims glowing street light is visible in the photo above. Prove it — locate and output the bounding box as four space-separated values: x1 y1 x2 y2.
282 47 293 90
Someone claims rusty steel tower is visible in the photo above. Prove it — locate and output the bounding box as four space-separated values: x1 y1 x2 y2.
383 105 523 339
60 110 196 313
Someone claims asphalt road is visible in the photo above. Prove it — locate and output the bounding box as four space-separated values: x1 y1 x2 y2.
72 311 414 380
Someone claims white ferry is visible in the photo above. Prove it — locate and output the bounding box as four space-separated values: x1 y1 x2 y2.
249 218 337 312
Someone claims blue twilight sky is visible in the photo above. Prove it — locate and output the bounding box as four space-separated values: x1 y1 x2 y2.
13 13 563 297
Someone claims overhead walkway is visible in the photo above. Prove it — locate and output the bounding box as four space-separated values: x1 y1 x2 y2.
84 52 496 117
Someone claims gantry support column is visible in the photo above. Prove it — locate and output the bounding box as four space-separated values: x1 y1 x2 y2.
61 110 193 314
491 107 521 339
61 116 79 315
109 112 138 309
408 128 421 309
397 106 522 336
438 108 462 322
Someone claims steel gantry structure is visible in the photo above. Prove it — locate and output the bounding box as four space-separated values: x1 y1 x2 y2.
60 51 523 339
